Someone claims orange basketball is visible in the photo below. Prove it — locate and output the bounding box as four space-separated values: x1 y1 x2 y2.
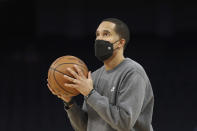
47 55 88 96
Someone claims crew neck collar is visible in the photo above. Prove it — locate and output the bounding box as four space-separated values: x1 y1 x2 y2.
104 58 129 73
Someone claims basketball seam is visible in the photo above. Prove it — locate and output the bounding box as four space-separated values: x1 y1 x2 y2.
53 57 64 66
52 68 76 95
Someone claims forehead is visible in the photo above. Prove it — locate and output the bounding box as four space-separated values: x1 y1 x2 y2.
96 21 116 33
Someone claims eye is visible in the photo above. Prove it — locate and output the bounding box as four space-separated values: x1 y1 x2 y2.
96 33 99 37
103 33 109 36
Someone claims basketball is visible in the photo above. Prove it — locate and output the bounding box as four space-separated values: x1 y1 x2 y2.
47 55 88 96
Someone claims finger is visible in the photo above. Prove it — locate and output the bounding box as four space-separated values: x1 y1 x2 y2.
48 87 56 95
62 93 73 98
47 79 52 86
64 75 79 84
64 83 77 89
47 83 52 90
47 84 54 93
57 94 63 99
74 65 85 78
64 74 74 81
67 68 80 79
47 78 50 84
88 71 92 79
47 84 57 95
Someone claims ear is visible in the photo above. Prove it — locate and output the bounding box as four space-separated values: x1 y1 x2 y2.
119 39 126 48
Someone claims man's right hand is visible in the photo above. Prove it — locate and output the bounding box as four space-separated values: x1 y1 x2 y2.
47 79 73 103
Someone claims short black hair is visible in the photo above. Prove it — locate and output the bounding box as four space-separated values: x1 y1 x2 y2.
102 18 130 50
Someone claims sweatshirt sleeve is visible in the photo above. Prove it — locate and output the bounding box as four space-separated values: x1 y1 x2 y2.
86 71 146 131
65 101 88 131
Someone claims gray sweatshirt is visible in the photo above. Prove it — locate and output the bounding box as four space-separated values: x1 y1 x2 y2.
65 58 154 131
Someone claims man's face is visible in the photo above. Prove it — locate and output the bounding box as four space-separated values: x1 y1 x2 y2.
96 21 120 44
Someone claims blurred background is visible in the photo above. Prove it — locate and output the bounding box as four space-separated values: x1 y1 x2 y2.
1 0 197 130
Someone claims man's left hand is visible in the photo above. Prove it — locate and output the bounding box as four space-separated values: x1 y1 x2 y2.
63 65 93 96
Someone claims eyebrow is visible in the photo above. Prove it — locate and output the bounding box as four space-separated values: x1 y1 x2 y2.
96 30 111 35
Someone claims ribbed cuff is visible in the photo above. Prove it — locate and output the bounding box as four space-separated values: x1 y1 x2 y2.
63 98 75 110
84 89 95 101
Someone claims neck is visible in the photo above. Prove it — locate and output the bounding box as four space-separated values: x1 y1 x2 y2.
103 50 125 71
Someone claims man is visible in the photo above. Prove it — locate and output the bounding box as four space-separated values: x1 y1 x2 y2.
47 18 154 131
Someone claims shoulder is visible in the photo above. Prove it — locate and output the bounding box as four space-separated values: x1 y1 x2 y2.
123 58 149 83
123 58 145 73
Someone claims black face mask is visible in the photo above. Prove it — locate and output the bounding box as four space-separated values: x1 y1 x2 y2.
94 39 119 61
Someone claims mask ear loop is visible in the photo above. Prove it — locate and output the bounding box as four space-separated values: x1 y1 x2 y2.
113 39 121 50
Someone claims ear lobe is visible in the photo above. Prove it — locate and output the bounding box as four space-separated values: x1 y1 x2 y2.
121 39 126 47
